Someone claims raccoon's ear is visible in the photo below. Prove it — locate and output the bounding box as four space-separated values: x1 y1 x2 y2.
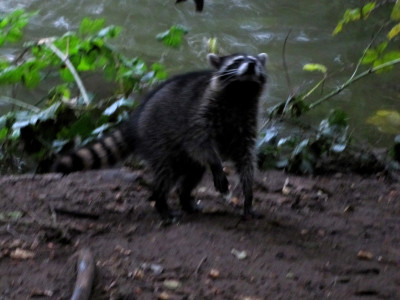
207 53 221 69
257 53 268 66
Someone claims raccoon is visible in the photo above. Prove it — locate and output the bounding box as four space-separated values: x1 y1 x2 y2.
53 53 268 220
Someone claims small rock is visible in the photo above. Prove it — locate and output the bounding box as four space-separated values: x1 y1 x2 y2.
208 268 220 279
133 269 145 280
158 292 170 300
357 250 373 260
282 178 292 195
286 271 296 280
150 263 164 275
231 248 248 260
163 279 181 290
10 248 35 260
300 229 309 235
229 197 240 206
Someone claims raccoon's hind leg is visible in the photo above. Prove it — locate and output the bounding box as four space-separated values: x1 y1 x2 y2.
178 162 205 213
149 172 180 220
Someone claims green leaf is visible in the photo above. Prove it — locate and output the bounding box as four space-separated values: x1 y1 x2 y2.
328 109 348 127
58 113 96 140
103 97 135 116
391 1 400 21
151 62 167 80
303 63 327 74
97 26 121 39
156 25 188 48
377 41 388 53
292 139 309 156
362 48 378 64
78 17 106 36
332 21 344 35
22 68 41 88
6 27 23 42
367 110 400 134
12 102 61 130
382 50 400 63
207 37 218 53
361 2 376 18
0 127 8 140
344 8 361 22
77 53 97 71
333 3 374 35
387 23 400 40
59 67 75 82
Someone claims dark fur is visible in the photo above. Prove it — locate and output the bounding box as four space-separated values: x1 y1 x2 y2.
53 53 267 219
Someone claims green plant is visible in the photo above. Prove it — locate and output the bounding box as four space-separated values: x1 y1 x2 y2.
0 10 167 173
258 1 400 173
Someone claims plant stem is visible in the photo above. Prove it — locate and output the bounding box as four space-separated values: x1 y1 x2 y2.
44 42 90 106
0 96 41 113
308 58 400 110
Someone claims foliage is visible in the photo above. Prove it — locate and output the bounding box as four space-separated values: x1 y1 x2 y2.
367 109 400 134
259 0 400 173
0 11 168 173
156 25 188 48
0 10 37 46
258 110 349 173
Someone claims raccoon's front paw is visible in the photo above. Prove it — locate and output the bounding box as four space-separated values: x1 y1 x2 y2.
213 173 229 194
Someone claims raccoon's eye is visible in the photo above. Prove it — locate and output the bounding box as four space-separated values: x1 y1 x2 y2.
230 59 243 69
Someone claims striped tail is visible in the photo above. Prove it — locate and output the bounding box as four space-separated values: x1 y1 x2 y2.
52 128 131 174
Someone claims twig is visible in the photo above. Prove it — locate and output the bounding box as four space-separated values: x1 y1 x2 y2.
282 29 293 95
308 57 400 110
194 255 207 276
0 96 41 113
348 22 388 82
43 41 90 106
71 248 96 300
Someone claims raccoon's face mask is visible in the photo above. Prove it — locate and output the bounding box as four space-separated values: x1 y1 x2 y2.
207 53 267 86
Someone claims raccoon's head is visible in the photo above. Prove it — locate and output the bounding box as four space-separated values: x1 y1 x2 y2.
207 53 267 89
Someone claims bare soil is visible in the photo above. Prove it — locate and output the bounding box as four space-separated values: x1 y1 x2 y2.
0 168 399 299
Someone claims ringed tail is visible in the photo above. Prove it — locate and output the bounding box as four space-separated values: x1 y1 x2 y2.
52 127 131 174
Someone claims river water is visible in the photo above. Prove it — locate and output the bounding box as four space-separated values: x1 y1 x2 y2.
1 0 399 146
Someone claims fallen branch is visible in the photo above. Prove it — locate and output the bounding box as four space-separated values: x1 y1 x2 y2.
71 248 96 300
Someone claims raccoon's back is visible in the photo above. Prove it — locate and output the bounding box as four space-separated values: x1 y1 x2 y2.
52 70 213 174
134 71 212 155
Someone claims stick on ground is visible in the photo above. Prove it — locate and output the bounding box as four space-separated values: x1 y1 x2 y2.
71 248 95 300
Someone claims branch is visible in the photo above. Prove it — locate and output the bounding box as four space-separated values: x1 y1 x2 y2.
282 29 293 94
309 58 400 110
43 40 90 106
348 22 388 82
0 96 41 113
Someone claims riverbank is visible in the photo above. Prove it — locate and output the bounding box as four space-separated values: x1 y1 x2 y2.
0 168 399 299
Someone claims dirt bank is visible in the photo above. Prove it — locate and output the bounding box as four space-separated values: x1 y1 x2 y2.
0 168 399 299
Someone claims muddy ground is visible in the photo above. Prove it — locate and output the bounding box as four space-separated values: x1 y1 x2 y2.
0 167 399 299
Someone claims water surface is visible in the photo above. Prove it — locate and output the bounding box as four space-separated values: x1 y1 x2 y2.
1 0 399 146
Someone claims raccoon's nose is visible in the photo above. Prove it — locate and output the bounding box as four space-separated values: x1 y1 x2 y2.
247 61 256 72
